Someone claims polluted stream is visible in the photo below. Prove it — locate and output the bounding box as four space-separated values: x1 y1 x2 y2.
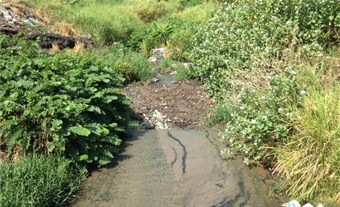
70 73 285 207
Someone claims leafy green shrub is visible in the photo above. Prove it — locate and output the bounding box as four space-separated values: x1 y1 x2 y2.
0 154 84 207
0 35 132 168
223 68 306 165
128 19 177 55
186 0 339 100
128 3 215 58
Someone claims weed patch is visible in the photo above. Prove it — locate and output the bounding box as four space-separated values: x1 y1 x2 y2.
0 154 84 207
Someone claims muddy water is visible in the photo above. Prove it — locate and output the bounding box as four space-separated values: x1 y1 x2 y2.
70 129 284 207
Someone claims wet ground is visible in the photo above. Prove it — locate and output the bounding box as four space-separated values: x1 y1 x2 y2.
70 128 284 207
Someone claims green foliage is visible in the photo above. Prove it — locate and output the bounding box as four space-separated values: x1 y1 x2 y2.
174 64 191 80
223 68 306 165
0 35 132 168
101 43 155 82
128 3 215 57
275 85 340 205
128 19 177 55
186 0 339 100
0 154 84 207
70 5 143 44
134 1 179 23
178 0 207 7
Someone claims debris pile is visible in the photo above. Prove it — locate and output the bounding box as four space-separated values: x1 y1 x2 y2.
140 110 169 129
124 80 213 129
282 200 324 207
0 3 42 27
0 2 99 49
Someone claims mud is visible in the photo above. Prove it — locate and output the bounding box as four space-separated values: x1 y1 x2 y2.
70 128 284 207
123 79 213 129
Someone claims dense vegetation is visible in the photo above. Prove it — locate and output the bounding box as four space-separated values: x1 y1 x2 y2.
0 35 133 168
0 1 216 206
186 0 339 205
0 0 339 206
0 154 84 207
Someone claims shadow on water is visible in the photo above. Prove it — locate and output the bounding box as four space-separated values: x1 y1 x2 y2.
104 129 148 170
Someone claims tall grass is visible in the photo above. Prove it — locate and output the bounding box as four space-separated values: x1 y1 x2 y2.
0 154 85 207
275 83 340 205
21 0 183 44
70 4 143 44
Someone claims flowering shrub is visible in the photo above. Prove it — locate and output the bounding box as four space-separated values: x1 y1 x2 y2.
223 68 306 165
186 0 339 100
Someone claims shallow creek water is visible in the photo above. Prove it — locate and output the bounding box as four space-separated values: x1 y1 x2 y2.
69 128 285 207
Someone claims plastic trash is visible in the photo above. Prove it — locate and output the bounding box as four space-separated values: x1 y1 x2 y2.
302 204 314 207
282 200 301 207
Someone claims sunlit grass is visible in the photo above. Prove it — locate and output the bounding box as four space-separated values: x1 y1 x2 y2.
275 84 340 206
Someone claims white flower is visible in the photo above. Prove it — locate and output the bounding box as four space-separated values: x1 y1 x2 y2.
240 106 244 110
278 108 283 112
251 119 257 124
300 90 306 95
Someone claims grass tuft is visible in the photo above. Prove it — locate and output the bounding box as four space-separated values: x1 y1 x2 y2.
275 85 340 206
0 154 85 207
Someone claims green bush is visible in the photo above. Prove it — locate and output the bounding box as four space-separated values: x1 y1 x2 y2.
186 0 339 100
100 43 155 82
0 154 84 207
134 1 179 23
128 3 215 58
0 35 132 168
128 19 176 55
223 68 306 165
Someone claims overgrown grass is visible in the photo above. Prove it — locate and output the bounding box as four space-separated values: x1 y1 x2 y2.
100 43 155 82
21 0 185 45
275 84 340 206
186 0 339 204
0 154 85 207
